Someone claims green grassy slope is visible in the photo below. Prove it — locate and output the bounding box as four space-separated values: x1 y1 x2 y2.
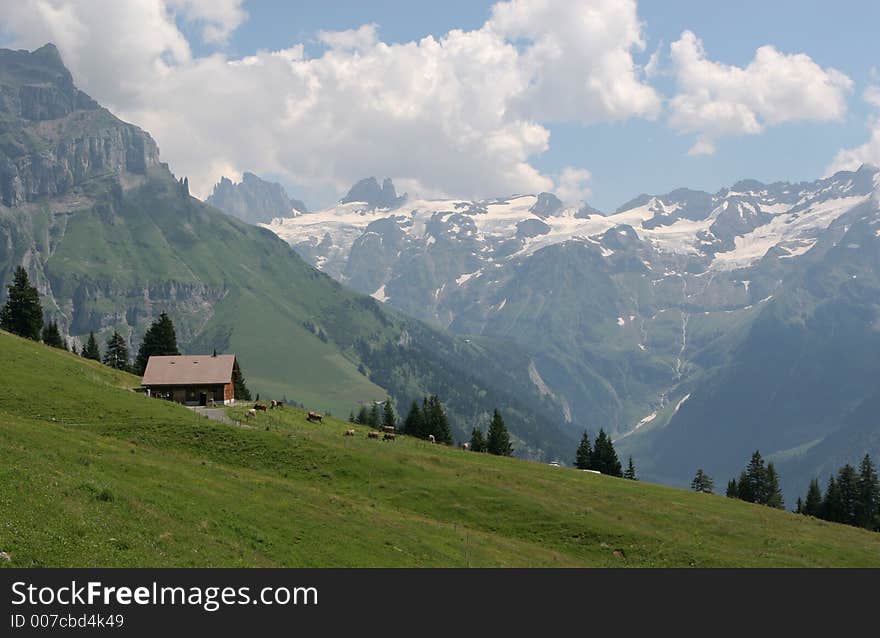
2 330 880 567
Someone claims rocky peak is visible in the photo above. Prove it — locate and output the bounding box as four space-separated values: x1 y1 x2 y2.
207 172 307 224
0 44 160 206
529 192 563 218
341 177 407 209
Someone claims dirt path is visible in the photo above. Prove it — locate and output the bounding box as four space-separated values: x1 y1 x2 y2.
187 406 252 428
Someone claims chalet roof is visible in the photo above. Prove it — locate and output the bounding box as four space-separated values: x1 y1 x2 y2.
141 354 235 386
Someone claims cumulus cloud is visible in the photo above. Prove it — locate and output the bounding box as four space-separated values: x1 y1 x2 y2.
669 30 853 155
826 85 880 175
555 167 592 204
0 0 664 203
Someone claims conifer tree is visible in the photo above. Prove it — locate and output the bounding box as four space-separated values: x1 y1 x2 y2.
857 454 879 530
691 469 715 494
623 456 638 480
743 450 767 504
735 470 752 502
726 478 738 499
368 402 381 429
836 464 859 526
134 312 180 375
795 497 804 514
764 462 785 509
41 321 66 350
382 398 396 430
486 408 513 456
103 331 129 370
402 400 423 436
803 478 823 517
822 476 842 523
356 405 370 425
232 359 252 401
469 427 487 452
425 395 452 444
590 429 622 477
0 266 43 340
82 331 101 361
574 431 592 470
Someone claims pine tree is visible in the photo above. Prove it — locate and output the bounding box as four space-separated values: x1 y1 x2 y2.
836 464 859 526
348 411 356 423
764 463 785 509
735 470 752 502
574 431 592 470
856 454 879 530
0 266 43 340
425 395 452 444
134 312 180 375
469 427 487 452
743 450 767 504
726 478 738 499
356 405 370 425
590 429 622 477
41 321 66 350
103 331 129 370
382 398 396 430
368 402 381 429
691 469 715 494
486 408 513 456
795 497 804 514
623 456 637 480
402 400 423 436
803 478 823 517
82 331 101 361
232 359 251 401
822 476 842 522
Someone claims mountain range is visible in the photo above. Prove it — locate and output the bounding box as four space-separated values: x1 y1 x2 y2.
0 44 573 461
240 163 880 500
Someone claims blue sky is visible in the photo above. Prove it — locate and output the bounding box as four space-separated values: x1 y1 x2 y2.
3 1 877 211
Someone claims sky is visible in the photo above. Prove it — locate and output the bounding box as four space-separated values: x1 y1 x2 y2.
1 0 878 212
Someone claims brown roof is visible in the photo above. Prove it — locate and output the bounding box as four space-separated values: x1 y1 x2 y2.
141 354 235 386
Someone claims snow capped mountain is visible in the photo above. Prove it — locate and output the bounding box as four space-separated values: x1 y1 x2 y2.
265 166 878 293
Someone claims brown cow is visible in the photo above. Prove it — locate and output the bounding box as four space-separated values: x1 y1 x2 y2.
343 429 356 436
307 411 323 423
270 400 283 409
383 432 396 441
367 431 380 439
461 442 470 450
254 402 268 411
382 425 396 433
245 408 257 419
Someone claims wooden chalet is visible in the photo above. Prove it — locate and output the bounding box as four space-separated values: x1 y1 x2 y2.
141 354 237 406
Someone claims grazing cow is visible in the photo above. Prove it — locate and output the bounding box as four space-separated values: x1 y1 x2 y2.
367 431 380 439
246 408 257 419
307 411 323 423
254 402 268 411
382 425 396 433
344 429 356 437
462 442 470 450
383 432 396 441
428 434 436 444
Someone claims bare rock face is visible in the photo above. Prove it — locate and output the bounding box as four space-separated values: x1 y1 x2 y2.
0 44 160 207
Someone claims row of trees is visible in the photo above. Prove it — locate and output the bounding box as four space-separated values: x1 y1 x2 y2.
1 266 251 398
795 454 878 531
574 429 635 479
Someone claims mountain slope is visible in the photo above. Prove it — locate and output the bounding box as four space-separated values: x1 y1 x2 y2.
3 330 880 567
206 172 307 224
264 167 880 494
0 44 571 459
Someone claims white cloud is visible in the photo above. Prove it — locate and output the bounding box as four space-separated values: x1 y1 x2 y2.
826 85 880 175
669 30 853 155
316 24 378 51
555 167 592 204
0 0 664 203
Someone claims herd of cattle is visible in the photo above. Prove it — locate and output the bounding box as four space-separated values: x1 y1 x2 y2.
242 402 472 448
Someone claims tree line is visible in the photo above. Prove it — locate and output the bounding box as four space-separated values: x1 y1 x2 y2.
1 265 250 398
795 454 879 531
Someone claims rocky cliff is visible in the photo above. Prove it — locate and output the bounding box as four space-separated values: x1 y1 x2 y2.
0 44 159 207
